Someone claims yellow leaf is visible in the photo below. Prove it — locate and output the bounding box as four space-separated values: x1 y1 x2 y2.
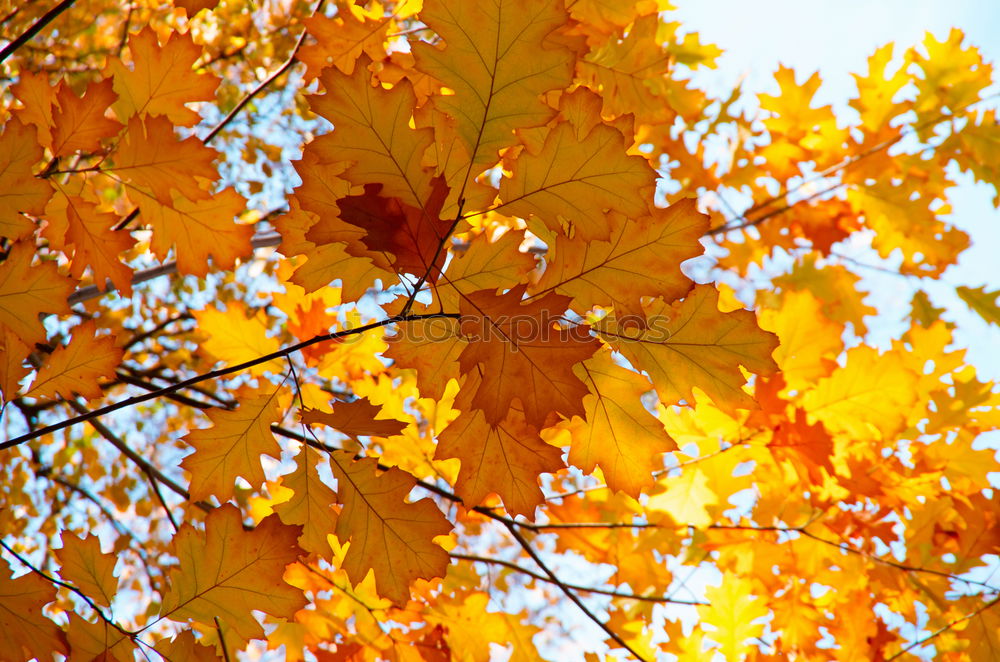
26 320 123 401
957 284 1000 327
193 301 282 375
802 345 919 441
697 573 768 661
161 505 306 645
646 466 717 528
497 89 657 241
606 285 779 412
181 386 284 501
758 290 842 392
566 349 676 497
54 532 118 608
298 9 391 80
329 451 451 606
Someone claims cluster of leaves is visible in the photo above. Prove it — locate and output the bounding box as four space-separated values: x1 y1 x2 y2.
2 0 1000 660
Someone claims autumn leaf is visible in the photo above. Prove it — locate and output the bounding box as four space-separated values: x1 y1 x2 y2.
437 375 564 516
697 574 768 660
957 284 1000 327
604 285 779 412
50 78 122 157
0 242 73 347
161 505 306 644
532 199 708 317
192 301 282 375
383 304 465 400
301 398 408 439
564 349 677 497
181 385 284 501
53 532 118 608
0 559 68 660
298 8 391 79
274 449 340 557
109 25 220 126
457 285 601 427
497 89 657 241
413 0 574 188
0 118 51 242
26 321 123 401
328 451 451 606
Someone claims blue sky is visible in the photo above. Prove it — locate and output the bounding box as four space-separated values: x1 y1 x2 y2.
675 0 1000 378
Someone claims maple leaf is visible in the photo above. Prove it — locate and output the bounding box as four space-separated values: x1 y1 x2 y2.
25 321 123 401
108 26 221 126
301 398 408 439
113 115 217 205
604 285 779 412
437 375 564 516
497 89 657 241
328 451 451 606
457 285 601 427
0 117 51 242
181 386 284 501
0 559 68 660
274 450 340 557
161 505 306 644
309 56 434 208
564 349 676 497
50 78 122 157
0 242 73 347
413 0 574 188
533 199 708 318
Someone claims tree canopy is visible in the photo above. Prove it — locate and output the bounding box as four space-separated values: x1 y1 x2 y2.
1 0 1000 660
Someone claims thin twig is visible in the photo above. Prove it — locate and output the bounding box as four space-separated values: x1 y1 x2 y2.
0 0 76 63
886 595 1000 661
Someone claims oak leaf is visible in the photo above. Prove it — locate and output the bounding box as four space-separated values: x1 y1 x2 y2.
154 630 224 661
697 574 768 660
758 290 842 392
0 328 31 403
50 78 122 157
192 301 282 375
298 9 391 79
565 349 676 496
54 532 118 608
497 90 657 240
383 303 465 400
437 377 564 516
413 0 574 187
0 558 68 660
114 115 217 205
309 57 434 208
274 450 340 557
161 505 306 644
0 242 73 347
533 199 707 318
0 118 51 242
65 613 135 661
328 451 451 606
436 230 537 310
10 72 57 147
181 386 284 501
26 320 123 402
301 398 408 439
457 286 601 427
109 26 220 126
606 285 779 412
957 284 1000 327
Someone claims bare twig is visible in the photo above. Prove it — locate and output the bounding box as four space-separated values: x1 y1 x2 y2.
0 0 76 63
886 595 1000 661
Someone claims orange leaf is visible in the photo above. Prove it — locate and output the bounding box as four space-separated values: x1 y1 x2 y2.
109 26 220 126
606 285 779 412
0 118 51 242
383 303 465 400
457 286 601 427
0 242 73 347
181 386 284 501
0 328 31 403
50 78 122 157
298 10 391 80
497 89 656 241
274 450 339 557
533 199 708 318
328 451 451 606
10 72 57 147
0 558 68 659
54 532 119 608
161 505 306 644
26 320 123 401
114 115 217 206
155 630 224 661
301 398 408 439
437 387 564 517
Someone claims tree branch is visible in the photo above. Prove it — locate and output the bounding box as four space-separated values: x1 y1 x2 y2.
0 0 76 63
